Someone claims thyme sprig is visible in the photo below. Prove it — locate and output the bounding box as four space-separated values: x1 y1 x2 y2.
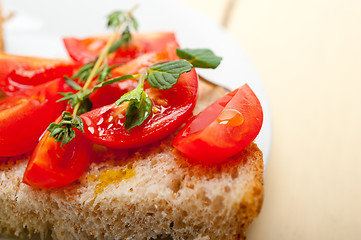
47 111 84 147
47 6 138 146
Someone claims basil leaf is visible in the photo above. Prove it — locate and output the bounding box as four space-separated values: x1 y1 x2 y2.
147 60 192 89
176 48 222 69
115 85 143 106
114 85 152 131
124 92 152 131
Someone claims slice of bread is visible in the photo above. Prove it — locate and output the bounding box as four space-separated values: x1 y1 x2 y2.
0 80 264 240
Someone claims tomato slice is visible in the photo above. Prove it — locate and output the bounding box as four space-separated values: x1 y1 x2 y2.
63 32 179 65
0 79 67 156
22 129 91 188
173 84 263 164
0 53 76 95
81 69 198 149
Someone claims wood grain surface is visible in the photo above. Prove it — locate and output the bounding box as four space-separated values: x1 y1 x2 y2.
181 0 361 239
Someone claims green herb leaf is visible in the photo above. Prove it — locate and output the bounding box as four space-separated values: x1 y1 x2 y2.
131 16 138 30
107 10 137 31
64 77 82 91
58 89 92 106
109 39 123 54
115 85 143 106
124 91 152 131
176 48 222 69
72 62 95 82
107 10 137 53
77 98 93 115
107 11 126 29
146 60 193 89
93 74 134 91
47 111 84 146
109 27 132 53
97 64 113 83
114 79 152 131
57 90 93 115
122 27 132 46
57 92 75 103
59 75 134 110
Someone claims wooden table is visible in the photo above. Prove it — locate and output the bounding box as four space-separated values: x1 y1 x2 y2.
181 0 361 239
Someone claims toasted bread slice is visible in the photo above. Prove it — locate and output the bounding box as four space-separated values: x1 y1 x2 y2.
0 80 264 240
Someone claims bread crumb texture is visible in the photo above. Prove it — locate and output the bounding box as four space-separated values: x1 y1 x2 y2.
0 80 264 240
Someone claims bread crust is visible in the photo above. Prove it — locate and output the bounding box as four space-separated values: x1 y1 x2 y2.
0 80 264 240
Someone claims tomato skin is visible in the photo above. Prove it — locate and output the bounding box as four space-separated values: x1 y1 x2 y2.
63 32 179 64
22 129 91 188
0 79 67 156
0 53 76 95
81 69 198 149
173 84 263 164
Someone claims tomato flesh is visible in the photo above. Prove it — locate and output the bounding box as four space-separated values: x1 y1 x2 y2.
22 129 91 188
81 69 198 149
63 32 179 65
0 53 76 95
173 84 263 164
0 79 66 156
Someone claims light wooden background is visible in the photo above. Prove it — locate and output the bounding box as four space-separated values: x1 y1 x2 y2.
181 0 361 239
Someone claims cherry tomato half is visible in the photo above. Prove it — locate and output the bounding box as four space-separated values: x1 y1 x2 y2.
81 69 198 149
173 84 263 164
22 129 91 188
0 79 67 156
63 32 179 65
0 53 76 95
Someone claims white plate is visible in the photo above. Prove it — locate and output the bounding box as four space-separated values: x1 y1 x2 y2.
1 0 272 239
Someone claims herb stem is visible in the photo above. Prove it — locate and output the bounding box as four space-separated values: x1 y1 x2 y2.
72 5 138 118
138 72 147 88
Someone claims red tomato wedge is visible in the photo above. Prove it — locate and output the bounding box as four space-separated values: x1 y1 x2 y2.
81 69 198 149
89 42 180 109
22 129 91 188
0 53 76 95
63 32 179 65
173 84 263 164
0 79 67 156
